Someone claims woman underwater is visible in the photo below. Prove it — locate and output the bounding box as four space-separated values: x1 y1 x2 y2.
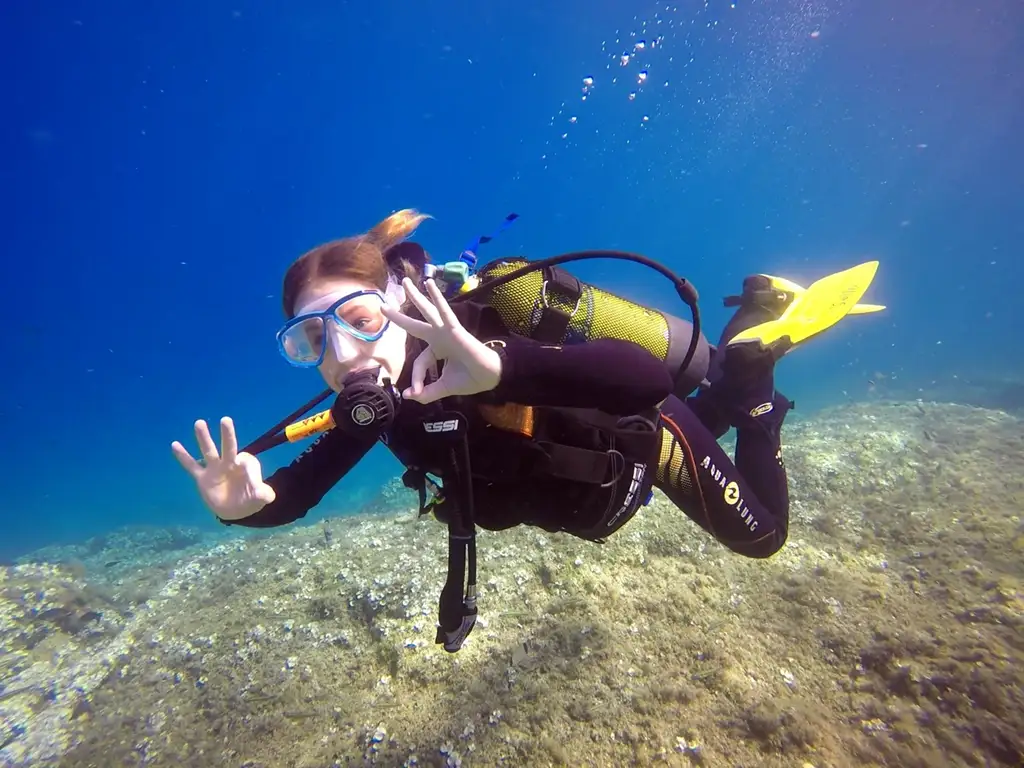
172 209 881 650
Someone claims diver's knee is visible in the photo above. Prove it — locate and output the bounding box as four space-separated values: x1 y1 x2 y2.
722 529 787 559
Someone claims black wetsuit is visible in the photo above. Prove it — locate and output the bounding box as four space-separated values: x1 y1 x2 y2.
231 305 792 558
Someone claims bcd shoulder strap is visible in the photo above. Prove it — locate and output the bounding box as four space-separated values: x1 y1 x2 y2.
533 266 583 343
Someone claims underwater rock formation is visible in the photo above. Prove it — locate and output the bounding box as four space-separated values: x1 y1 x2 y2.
2 400 1022 767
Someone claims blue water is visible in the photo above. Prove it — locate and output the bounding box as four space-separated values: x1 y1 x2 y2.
1 0 1021 560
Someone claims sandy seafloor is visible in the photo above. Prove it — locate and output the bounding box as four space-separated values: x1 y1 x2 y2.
2 399 1022 768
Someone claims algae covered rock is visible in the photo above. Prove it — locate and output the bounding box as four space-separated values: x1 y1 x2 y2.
1 401 1022 767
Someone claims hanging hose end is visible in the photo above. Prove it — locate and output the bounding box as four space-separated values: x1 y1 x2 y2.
676 279 699 307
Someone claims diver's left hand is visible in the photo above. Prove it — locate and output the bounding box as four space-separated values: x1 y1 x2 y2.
381 278 502 404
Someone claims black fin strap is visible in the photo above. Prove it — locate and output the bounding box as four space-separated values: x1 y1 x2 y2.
723 288 790 311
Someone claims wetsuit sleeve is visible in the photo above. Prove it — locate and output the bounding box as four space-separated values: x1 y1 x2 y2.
485 334 673 415
225 428 376 528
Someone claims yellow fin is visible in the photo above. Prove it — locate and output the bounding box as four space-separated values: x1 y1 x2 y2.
848 302 886 315
729 261 881 348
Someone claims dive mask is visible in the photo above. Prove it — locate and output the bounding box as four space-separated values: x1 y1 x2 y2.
277 288 393 367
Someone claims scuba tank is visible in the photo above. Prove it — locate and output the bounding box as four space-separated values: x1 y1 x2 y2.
420 212 711 398
465 257 711 398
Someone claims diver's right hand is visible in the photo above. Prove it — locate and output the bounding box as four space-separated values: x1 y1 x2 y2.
171 417 276 520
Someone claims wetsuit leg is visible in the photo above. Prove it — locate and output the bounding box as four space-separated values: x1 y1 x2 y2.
655 276 798 557
654 387 793 559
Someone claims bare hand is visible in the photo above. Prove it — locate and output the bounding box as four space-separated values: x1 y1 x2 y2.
381 278 502 404
171 417 276 520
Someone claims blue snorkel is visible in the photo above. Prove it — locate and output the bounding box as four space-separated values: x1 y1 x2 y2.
423 212 520 297
458 212 520 270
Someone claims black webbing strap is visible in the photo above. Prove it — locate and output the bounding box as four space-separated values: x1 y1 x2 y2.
532 266 583 343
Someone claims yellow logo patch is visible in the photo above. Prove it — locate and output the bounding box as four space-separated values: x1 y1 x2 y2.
724 481 740 506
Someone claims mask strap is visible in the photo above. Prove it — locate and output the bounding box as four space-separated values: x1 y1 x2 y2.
385 276 406 307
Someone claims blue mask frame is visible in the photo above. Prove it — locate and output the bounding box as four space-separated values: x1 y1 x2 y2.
276 289 390 367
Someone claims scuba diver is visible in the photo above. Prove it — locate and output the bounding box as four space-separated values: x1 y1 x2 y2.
171 209 883 652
